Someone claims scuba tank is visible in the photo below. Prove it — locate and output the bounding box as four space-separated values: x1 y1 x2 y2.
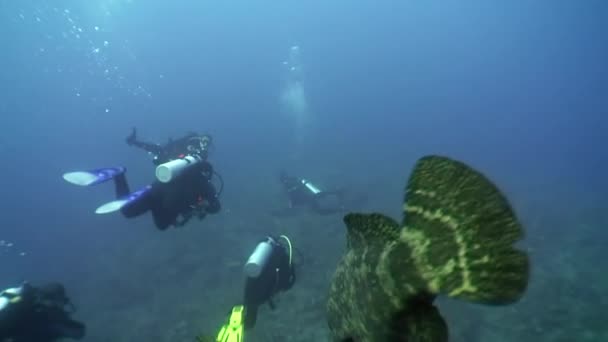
244 237 277 278
155 155 202 183
244 236 293 278
300 179 321 195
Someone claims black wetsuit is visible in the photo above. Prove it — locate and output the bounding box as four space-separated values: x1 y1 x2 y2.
0 283 85 342
113 160 220 230
121 129 220 230
243 238 295 329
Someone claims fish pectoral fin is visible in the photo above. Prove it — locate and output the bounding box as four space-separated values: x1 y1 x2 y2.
392 298 448 342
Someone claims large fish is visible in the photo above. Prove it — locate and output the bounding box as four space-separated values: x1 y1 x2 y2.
327 155 529 341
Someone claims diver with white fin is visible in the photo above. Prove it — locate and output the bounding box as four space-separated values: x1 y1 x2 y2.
62 129 222 230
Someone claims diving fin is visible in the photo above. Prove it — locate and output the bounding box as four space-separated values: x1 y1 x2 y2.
95 185 151 214
63 167 126 186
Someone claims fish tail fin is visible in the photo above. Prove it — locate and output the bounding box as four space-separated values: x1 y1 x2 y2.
400 155 529 305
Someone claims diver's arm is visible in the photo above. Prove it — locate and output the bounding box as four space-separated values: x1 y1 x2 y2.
201 180 221 214
125 127 163 155
286 266 296 290
131 140 163 155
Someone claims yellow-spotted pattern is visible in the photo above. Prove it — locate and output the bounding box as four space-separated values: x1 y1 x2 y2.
327 155 530 342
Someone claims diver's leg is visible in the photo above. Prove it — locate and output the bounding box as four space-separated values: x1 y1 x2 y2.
243 275 266 330
243 304 258 330
119 184 156 218
151 182 183 229
151 207 178 230
113 173 131 198
119 183 176 230
202 182 221 214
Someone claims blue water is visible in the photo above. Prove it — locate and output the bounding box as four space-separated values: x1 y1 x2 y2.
1 0 606 341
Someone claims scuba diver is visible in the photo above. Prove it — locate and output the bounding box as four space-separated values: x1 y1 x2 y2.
275 171 352 216
0 282 85 341
243 235 295 329
195 235 295 342
62 129 222 230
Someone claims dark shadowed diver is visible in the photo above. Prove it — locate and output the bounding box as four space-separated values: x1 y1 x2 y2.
242 235 296 330
194 235 296 342
274 171 367 217
63 130 222 230
326 155 530 342
0 282 85 342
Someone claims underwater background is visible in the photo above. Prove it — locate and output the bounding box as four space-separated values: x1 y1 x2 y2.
1 0 606 341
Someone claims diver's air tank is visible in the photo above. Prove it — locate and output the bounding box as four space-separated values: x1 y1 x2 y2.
301 179 321 194
0 297 8 311
244 238 276 278
155 155 201 183
0 286 23 311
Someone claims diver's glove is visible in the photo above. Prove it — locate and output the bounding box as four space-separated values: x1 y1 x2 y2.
174 212 193 227
126 127 137 146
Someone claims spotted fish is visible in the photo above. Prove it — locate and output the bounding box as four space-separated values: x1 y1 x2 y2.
327 155 529 341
